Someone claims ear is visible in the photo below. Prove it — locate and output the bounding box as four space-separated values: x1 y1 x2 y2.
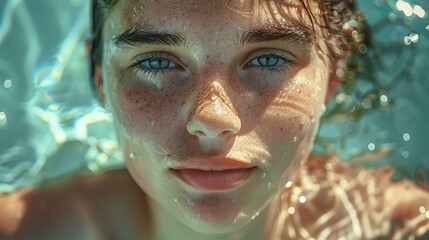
94 65 107 105
87 40 106 106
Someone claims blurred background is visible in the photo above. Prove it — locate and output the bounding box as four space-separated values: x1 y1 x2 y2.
0 0 428 192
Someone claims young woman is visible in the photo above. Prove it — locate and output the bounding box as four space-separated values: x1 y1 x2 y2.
1 0 428 239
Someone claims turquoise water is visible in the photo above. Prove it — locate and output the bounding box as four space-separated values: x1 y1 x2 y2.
0 0 428 193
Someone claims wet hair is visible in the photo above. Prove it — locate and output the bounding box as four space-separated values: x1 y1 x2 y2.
89 0 362 96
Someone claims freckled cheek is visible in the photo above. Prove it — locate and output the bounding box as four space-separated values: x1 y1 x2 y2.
112 83 183 137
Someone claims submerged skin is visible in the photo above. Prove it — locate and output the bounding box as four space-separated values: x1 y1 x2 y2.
1 0 429 240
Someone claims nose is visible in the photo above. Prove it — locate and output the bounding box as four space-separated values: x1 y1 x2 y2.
187 82 241 139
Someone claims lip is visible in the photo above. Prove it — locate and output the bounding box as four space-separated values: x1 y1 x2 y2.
170 158 256 191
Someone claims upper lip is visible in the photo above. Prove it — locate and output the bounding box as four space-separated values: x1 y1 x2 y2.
170 157 256 171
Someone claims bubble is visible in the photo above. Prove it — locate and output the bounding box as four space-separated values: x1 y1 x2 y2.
402 133 411 141
260 172 266 179
293 136 297 142
404 32 419 45
396 0 413 17
129 152 137 160
368 143 375 151
174 198 179 203
3 79 12 88
379 95 388 104
285 181 293 188
0 112 7 126
419 206 426 214
298 196 307 204
358 44 368 54
267 182 273 188
426 211 429 219
374 0 384 7
287 207 295 215
362 98 372 109
413 5 426 18
401 150 410 159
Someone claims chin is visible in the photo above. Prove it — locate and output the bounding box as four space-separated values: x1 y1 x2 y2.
174 193 255 234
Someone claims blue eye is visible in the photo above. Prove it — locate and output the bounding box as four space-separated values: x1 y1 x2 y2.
142 57 177 69
250 55 285 68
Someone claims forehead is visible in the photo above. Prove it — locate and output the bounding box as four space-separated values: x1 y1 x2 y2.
106 0 323 36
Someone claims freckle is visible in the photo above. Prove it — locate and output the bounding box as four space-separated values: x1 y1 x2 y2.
181 101 186 105
280 128 283 131
206 55 209 58
135 100 139 103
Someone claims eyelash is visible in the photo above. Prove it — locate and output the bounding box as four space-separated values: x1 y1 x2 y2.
243 51 294 74
129 51 294 77
130 53 178 78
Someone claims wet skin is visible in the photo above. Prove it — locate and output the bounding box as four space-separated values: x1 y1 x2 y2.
96 0 336 235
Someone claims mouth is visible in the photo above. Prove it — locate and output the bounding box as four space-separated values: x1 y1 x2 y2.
170 158 257 191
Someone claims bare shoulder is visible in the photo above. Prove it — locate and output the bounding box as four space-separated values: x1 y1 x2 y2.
0 169 150 240
266 154 429 239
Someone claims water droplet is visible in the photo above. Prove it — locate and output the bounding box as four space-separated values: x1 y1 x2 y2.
403 133 411 141
285 181 293 188
419 206 426 214
129 152 137 160
340 179 348 188
174 198 179 203
379 94 388 104
267 182 273 188
325 163 332 170
404 32 419 45
298 196 307 204
233 218 238 224
260 172 266 179
401 150 410 158
293 136 298 142
3 79 12 89
426 211 429 219
368 143 375 151
287 207 295 215
0 112 7 126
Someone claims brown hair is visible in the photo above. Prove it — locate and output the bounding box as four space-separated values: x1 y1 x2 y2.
89 0 361 83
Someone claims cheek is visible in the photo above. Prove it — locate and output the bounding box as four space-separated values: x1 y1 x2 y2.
111 80 183 139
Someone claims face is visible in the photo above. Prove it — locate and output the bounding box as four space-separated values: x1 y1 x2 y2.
98 0 334 233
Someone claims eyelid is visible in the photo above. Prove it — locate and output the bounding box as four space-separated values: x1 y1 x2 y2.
129 51 185 70
241 48 295 68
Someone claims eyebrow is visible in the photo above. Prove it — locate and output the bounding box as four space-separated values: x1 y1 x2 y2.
112 24 312 49
235 25 312 46
113 26 189 48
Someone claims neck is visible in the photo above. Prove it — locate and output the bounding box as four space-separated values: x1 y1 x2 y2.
147 196 267 240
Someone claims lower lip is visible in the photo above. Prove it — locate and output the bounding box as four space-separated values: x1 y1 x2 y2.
171 168 256 191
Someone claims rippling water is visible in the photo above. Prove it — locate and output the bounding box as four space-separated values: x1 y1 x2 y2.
0 0 428 193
